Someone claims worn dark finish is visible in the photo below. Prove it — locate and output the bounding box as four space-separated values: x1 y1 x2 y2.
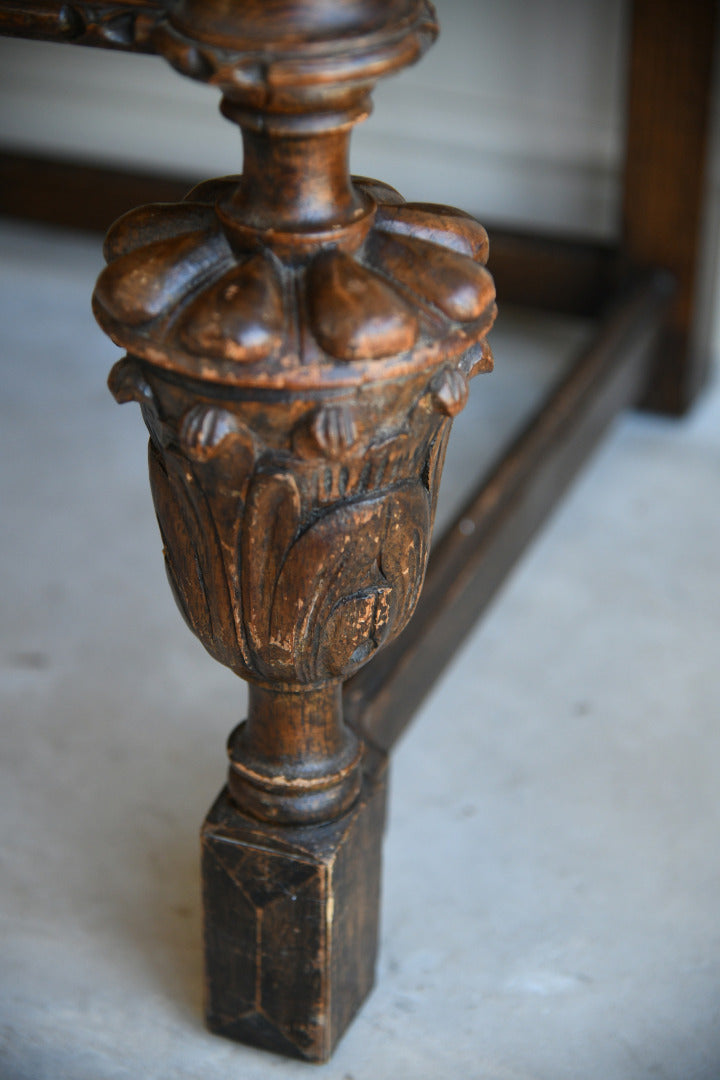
97 171 495 830
623 0 717 415
0 0 163 51
346 270 674 751
0 0 713 1064
86 0 495 1060
203 748 387 1062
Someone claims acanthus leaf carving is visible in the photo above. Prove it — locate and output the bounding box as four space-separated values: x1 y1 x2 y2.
264 480 431 684
136 367 446 690
241 468 303 682
147 411 255 675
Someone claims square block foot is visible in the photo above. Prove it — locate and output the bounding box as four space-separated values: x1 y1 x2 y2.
201 750 387 1063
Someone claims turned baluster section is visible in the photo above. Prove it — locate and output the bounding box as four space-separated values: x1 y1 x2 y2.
228 684 362 824
94 0 495 1061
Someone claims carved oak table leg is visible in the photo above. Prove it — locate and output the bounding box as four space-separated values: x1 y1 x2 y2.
92 0 495 1062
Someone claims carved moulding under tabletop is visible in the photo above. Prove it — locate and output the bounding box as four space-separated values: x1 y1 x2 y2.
0 0 164 51
92 0 496 1061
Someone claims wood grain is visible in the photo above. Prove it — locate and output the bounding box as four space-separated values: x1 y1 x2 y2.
203 748 387 1063
623 0 717 414
86 0 494 1058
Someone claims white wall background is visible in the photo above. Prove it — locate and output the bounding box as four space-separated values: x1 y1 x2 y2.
1 0 719 362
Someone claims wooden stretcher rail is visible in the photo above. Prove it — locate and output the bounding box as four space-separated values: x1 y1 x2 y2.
0 149 672 757
344 269 675 751
0 152 619 318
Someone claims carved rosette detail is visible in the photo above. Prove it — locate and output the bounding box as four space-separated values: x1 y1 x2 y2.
94 176 495 386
